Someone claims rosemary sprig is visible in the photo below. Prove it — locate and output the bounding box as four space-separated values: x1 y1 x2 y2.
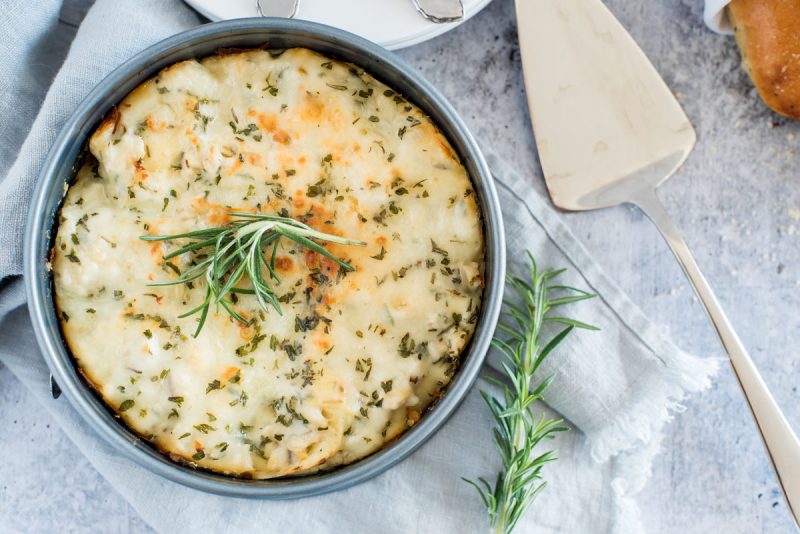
141 213 366 336
464 252 597 534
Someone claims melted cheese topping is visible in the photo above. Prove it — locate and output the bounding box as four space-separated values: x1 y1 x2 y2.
53 48 484 478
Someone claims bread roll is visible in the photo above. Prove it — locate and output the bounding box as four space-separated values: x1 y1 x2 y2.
728 0 800 119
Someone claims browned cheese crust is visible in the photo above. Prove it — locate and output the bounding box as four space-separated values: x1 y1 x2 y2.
51 48 484 478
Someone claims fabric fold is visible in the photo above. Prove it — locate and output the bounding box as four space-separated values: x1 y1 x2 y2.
485 150 720 465
0 0 201 277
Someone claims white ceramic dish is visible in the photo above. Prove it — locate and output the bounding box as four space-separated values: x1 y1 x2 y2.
183 0 494 50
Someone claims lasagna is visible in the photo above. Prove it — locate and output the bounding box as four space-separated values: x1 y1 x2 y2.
52 48 484 478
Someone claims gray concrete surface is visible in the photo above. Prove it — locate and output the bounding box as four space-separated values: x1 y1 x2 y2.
1 0 798 532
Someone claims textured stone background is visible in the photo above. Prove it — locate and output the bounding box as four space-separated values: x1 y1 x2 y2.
1 0 798 532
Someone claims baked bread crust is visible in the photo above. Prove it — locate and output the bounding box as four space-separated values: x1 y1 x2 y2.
728 0 800 119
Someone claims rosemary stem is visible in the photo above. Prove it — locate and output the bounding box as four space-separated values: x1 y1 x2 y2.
141 214 365 336
465 252 597 534
493 513 509 534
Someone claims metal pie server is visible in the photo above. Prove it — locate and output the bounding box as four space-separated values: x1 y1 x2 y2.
516 0 800 525
411 0 464 23
256 0 299 18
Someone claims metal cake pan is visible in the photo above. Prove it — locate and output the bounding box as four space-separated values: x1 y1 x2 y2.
24 18 505 498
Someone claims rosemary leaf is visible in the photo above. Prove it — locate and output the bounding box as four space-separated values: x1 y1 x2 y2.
142 213 365 337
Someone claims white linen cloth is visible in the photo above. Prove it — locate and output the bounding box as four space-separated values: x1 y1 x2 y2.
0 1 719 532
704 0 733 34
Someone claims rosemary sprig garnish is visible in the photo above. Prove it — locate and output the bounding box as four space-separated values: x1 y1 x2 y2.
464 252 597 534
141 213 366 337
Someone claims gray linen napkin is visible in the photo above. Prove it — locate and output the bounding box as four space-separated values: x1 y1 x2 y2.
0 1 718 532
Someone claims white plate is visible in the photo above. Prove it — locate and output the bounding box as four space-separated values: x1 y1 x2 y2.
183 0 493 50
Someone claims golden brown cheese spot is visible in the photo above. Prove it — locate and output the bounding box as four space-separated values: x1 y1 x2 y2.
192 197 230 226
292 192 307 209
245 152 263 166
300 94 325 121
145 115 167 132
275 256 294 272
52 48 484 479
272 130 291 145
133 159 148 182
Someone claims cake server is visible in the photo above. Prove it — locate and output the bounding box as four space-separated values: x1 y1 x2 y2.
256 0 299 18
515 0 800 525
